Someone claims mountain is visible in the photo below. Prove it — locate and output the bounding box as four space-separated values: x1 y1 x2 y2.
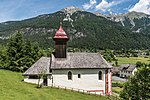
95 11 150 34
0 6 150 50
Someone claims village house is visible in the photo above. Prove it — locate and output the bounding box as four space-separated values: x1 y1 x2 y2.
23 23 112 95
119 64 137 78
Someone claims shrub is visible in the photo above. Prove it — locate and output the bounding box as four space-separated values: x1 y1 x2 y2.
112 82 123 88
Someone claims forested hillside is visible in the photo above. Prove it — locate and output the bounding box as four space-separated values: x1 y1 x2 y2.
0 7 150 50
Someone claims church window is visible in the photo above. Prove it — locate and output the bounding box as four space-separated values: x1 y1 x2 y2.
78 74 81 78
68 71 72 80
98 71 102 80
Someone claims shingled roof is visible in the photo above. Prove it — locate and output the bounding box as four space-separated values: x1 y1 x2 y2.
119 64 136 72
23 57 50 75
23 53 112 75
51 53 112 69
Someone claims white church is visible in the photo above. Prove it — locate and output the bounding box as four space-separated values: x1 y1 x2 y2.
23 23 112 95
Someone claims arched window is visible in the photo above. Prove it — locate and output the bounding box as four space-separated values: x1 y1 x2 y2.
68 71 72 80
98 71 102 80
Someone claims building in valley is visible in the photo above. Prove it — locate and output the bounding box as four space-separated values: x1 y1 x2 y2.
119 64 137 78
23 23 112 95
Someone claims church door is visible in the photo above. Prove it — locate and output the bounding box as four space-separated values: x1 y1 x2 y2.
43 76 47 86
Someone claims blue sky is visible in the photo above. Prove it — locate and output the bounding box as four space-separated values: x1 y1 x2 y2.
0 0 149 23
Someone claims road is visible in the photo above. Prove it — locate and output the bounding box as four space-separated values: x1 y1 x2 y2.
112 76 128 82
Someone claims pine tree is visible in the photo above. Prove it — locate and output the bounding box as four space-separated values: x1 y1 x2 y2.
22 40 34 71
6 32 43 72
0 45 7 69
7 32 24 72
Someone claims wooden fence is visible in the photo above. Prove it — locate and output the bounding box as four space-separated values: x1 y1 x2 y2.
50 84 104 95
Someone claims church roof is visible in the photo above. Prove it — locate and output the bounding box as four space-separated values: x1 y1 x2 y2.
51 53 112 69
23 57 50 75
23 53 112 75
53 23 69 39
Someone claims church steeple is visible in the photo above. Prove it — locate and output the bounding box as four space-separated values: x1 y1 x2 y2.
53 23 69 58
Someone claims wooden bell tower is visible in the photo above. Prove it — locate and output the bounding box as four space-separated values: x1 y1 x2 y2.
53 23 69 58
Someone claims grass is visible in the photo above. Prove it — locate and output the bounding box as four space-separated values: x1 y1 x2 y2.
115 56 150 65
0 70 109 100
112 81 124 94
112 87 123 94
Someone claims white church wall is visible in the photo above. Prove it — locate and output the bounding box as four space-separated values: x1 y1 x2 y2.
24 77 43 85
51 69 106 93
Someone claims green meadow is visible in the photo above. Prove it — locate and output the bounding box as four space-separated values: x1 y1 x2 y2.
116 56 150 65
0 70 109 100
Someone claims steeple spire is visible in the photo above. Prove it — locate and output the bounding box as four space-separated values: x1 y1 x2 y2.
53 22 69 39
53 23 69 58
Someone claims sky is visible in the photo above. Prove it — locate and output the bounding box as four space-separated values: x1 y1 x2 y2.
0 0 149 23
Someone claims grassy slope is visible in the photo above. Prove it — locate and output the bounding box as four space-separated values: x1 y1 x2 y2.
0 70 108 100
116 57 150 65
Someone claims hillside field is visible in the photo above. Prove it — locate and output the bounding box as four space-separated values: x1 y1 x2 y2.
0 70 109 100
116 56 150 65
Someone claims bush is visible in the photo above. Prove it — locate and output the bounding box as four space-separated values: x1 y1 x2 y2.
120 64 150 99
112 82 123 88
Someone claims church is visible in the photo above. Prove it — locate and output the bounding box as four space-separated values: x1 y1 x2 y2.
23 23 112 95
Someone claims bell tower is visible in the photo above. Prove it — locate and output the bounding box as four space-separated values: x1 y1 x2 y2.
53 23 69 58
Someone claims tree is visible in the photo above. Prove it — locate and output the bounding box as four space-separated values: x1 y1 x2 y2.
136 61 144 68
22 40 34 71
31 43 41 61
7 32 43 72
36 62 47 88
7 32 24 71
0 45 8 69
115 61 118 66
120 64 150 100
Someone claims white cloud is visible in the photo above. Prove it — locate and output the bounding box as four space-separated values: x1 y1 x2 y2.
82 0 97 10
95 0 112 12
95 0 127 12
129 0 150 15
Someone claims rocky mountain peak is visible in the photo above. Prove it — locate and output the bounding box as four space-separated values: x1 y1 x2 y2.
61 6 84 15
95 11 150 28
96 11 149 19
124 11 149 19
